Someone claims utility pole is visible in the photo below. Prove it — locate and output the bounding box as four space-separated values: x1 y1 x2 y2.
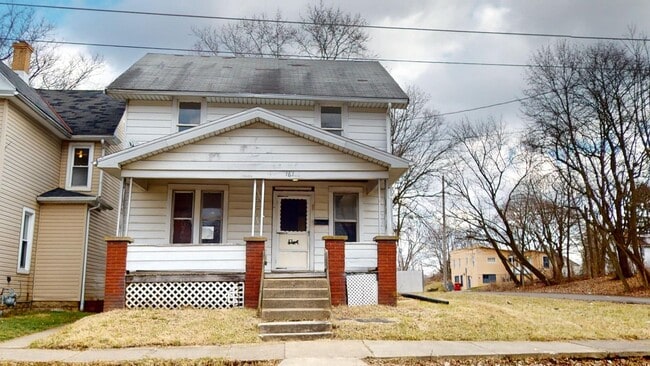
441 175 448 287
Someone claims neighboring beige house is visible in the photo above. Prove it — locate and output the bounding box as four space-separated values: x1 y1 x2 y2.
0 42 125 311
450 246 555 289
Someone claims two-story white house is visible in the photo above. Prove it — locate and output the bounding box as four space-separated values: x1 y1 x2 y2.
96 53 409 311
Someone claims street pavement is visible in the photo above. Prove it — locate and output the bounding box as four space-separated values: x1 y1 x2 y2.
0 330 648 365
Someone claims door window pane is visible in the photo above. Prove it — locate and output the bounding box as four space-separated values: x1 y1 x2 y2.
201 192 223 243
280 198 307 232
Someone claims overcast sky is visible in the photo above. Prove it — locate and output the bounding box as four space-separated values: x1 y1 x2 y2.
22 0 650 128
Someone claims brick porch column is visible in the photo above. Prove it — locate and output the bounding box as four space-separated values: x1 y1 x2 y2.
244 236 266 309
324 235 347 306
375 235 398 306
103 237 132 312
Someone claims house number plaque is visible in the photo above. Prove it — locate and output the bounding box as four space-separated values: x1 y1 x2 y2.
287 239 299 245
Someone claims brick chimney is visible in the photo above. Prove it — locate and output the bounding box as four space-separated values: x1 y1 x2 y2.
11 41 33 82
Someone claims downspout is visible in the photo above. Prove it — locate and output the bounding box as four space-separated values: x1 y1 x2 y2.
386 103 392 154
79 139 106 312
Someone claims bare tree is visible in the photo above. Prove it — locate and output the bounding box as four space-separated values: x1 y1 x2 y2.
523 40 650 288
192 1 370 60
296 0 370 60
192 11 296 57
0 4 104 89
447 119 552 286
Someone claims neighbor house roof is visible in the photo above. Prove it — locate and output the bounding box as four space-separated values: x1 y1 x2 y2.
106 54 409 108
0 61 72 137
37 90 125 136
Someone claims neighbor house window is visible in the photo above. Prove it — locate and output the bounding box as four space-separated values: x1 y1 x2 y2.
66 143 93 191
321 106 342 135
178 102 202 131
482 274 497 284
543 256 550 269
171 187 226 244
332 192 358 241
487 257 496 263
17 208 35 273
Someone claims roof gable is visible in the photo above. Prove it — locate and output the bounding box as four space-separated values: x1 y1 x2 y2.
98 107 409 179
107 54 408 108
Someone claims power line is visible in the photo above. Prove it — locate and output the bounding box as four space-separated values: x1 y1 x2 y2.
438 93 549 117
1 2 647 42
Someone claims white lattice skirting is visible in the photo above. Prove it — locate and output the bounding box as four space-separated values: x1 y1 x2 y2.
125 281 244 309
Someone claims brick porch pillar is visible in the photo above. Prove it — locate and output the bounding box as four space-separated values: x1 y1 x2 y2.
324 235 347 306
103 237 132 312
375 235 398 306
244 236 266 309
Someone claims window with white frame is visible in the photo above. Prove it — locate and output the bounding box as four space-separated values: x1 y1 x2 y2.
332 192 358 241
17 208 35 273
321 106 342 135
66 144 93 191
177 101 202 132
171 187 225 244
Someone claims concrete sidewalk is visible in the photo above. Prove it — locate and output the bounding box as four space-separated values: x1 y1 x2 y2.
0 332 648 364
485 291 650 305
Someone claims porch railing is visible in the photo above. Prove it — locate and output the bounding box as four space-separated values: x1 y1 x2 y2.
126 244 246 272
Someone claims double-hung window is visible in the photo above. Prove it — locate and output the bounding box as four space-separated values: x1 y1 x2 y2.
332 192 358 242
177 102 202 132
321 106 342 135
17 208 35 273
66 143 93 191
171 187 225 244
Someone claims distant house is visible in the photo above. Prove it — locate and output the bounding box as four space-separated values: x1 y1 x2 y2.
450 246 580 288
0 42 125 311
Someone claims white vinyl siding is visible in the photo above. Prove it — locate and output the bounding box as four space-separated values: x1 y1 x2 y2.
122 122 385 178
125 100 173 145
347 107 387 151
124 102 389 151
126 180 381 272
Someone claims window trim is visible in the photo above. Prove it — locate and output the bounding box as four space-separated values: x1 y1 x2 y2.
167 184 228 244
65 143 94 191
174 98 207 132
328 187 362 242
17 207 35 274
317 104 347 136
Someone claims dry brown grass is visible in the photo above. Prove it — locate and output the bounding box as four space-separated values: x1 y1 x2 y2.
32 308 260 350
32 293 650 349
332 292 650 341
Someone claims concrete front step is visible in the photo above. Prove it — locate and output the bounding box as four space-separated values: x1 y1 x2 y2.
263 278 329 289
261 308 331 321
263 288 330 299
258 331 333 341
258 320 332 334
262 298 330 309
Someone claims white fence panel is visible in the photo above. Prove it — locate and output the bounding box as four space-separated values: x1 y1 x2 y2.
127 244 246 272
345 242 377 272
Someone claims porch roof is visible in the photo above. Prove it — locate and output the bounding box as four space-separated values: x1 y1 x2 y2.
97 107 409 183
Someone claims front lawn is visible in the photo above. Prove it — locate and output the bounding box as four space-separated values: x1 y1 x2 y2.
32 292 650 349
0 310 89 342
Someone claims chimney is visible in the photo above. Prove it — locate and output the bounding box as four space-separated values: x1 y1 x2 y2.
11 41 33 82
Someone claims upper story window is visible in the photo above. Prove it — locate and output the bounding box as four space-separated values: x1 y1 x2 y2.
487 257 496 263
178 102 202 132
321 106 342 135
332 192 358 241
66 143 94 191
543 256 550 269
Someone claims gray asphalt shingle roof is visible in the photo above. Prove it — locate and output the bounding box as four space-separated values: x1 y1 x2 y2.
37 90 125 136
38 187 93 198
0 61 71 134
107 54 408 103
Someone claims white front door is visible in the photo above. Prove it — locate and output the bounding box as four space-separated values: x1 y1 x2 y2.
273 193 312 271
